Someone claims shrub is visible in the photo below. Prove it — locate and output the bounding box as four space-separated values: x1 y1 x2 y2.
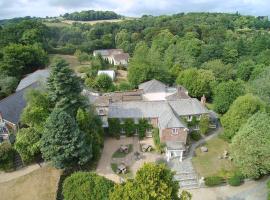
63 172 114 200
190 131 202 141
0 142 15 172
199 114 210 135
124 119 135 137
205 176 224 187
108 118 121 138
228 174 244 186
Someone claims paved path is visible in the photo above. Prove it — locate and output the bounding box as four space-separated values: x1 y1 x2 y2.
189 176 269 200
0 163 45 183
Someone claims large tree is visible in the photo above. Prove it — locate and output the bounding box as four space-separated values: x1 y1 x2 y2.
213 80 245 114
230 112 270 178
176 68 215 98
47 58 85 115
221 94 265 140
109 163 179 200
40 109 92 169
63 172 114 200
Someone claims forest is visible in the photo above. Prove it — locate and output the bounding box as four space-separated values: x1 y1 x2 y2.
62 10 122 21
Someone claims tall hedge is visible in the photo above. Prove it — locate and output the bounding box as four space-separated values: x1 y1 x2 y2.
0 142 15 171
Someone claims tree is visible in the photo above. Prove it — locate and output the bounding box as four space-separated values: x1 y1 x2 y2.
94 74 113 92
230 112 270 178
76 108 104 160
176 68 215 98
123 119 135 137
14 128 41 163
74 49 89 64
40 109 92 169
201 59 235 82
0 75 18 98
108 118 121 138
109 163 179 200
236 59 255 81
199 115 210 135
47 58 85 115
213 80 245 114
180 190 192 200
0 142 15 171
63 172 114 200
249 66 270 104
20 89 51 129
221 94 265 140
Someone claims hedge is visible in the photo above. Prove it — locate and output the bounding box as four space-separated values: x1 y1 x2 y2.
0 142 15 172
228 174 244 186
190 131 202 141
205 176 225 187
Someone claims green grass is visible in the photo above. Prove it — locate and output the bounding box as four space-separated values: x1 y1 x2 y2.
111 163 133 179
112 144 133 158
192 137 236 178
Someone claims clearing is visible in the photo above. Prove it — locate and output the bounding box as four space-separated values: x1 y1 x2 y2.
192 137 236 177
0 166 62 200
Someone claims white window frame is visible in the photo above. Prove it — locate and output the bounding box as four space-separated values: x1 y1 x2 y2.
187 116 193 122
120 118 124 125
134 118 139 124
171 128 179 135
196 115 201 121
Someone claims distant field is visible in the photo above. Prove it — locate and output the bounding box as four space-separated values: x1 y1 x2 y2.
0 166 61 200
62 19 125 25
43 21 70 27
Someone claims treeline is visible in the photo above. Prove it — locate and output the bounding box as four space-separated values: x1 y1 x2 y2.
0 19 50 98
62 10 122 21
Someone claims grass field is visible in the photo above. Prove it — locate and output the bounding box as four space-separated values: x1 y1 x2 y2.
63 19 125 25
0 166 62 200
192 137 236 177
49 54 90 72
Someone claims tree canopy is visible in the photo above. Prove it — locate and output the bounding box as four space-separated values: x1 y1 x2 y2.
221 94 265 140
109 163 179 200
230 112 270 178
63 172 114 200
40 109 92 169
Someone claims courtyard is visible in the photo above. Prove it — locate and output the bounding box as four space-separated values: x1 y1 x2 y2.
96 136 163 183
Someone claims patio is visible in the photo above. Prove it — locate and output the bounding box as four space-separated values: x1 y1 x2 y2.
96 136 163 183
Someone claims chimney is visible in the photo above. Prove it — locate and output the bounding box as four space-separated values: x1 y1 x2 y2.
201 94 206 107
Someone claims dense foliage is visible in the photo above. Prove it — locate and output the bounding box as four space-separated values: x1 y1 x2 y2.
109 163 179 200
0 142 15 171
14 127 41 163
204 176 225 187
41 109 92 169
63 172 114 200
230 112 270 178
63 10 121 21
221 94 265 140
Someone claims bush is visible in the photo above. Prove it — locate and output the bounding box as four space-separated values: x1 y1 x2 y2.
228 174 244 186
0 142 15 172
123 119 135 137
63 172 114 200
137 118 151 139
205 176 224 187
190 131 202 141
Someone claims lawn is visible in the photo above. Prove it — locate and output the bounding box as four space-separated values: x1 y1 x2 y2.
49 54 90 73
192 137 236 177
112 144 133 158
0 166 62 200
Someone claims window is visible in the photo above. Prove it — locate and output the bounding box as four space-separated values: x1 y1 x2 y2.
172 128 179 135
187 116 193 122
98 109 104 115
134 118 139 124
196 115 201 121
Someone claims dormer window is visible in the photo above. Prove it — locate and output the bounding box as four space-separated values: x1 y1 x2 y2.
187 116 193 122
172 128 179 135
98 109 104 115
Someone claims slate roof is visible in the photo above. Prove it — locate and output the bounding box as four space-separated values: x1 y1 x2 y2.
166 141 185 150
0 82 39 124
139 79 167 93
112 53 129 62
165 86 190 100
168 99 209 116
16 69 50 92
108 101 186 129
